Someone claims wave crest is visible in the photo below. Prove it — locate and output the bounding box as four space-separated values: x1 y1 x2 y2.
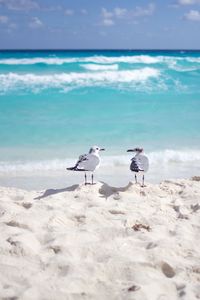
0 68 159 92
0 55 200 65
0 150 200 173
80 64 118 71
148 149 200 164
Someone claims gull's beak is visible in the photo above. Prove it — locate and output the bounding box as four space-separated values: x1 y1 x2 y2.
127 149 134 152
100 148 105 151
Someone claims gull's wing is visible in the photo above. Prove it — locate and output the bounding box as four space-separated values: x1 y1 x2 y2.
130 157 140 172
66 154 88 171
80 153 100 171
130 155 149 172
76 154 88 168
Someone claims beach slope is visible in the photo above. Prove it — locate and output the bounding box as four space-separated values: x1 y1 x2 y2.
0 178 200 300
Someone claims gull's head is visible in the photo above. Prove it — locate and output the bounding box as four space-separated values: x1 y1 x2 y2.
127 147 143 154
89 146 105 154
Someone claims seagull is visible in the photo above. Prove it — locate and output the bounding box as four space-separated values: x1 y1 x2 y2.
127 148 149 187
66 146 105 185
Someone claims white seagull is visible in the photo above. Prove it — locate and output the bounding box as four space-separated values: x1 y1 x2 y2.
127 147 149 187
67 146 105 185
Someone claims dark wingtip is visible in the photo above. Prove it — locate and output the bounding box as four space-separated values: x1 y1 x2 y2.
66 167 76 171
67 167 87 172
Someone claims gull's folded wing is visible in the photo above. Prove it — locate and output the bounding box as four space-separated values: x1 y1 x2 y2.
67 154 88 171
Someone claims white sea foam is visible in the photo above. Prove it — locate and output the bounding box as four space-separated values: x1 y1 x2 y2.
148 149 200 164
83 55 160 64
169 65 198 72
0 57 77 65
0 55 200 65
0 68 159 92
80 64 119 71
0 56 158 65
108 150 200 167
0 150 200 173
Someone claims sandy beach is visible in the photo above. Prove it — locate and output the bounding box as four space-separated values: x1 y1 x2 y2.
0 177 199 300
1 0 200 298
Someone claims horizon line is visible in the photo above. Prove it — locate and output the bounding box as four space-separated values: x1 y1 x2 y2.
0 48 200 51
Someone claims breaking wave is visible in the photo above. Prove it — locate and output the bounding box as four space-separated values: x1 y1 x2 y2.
0 55 200 65
0 150 200 173
0 57 76 65
0 68 159 92
80 64 118 71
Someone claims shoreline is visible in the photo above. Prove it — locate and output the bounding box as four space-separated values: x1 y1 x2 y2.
0 164 199 190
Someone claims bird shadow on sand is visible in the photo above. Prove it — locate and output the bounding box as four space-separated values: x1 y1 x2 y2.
34 181 136 200
99 181 134 199
34 184 79 200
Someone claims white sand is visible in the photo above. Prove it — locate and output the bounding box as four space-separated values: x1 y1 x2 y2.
0 178 200 300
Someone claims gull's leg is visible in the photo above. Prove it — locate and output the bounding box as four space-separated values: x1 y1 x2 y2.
91 173 94 185
135 174 137 184
84 172 87 185
142 174 145 187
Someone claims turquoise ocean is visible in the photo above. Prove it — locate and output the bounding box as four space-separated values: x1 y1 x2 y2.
0 50 200 188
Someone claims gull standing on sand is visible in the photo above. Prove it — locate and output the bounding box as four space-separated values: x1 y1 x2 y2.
127 148 149 187
67 146 105 185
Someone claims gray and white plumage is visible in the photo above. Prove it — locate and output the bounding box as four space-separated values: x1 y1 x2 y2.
130 153 149 173
127 147 149 186
67 146 105 184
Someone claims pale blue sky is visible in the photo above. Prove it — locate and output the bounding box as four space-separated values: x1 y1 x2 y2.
0 0 200 49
